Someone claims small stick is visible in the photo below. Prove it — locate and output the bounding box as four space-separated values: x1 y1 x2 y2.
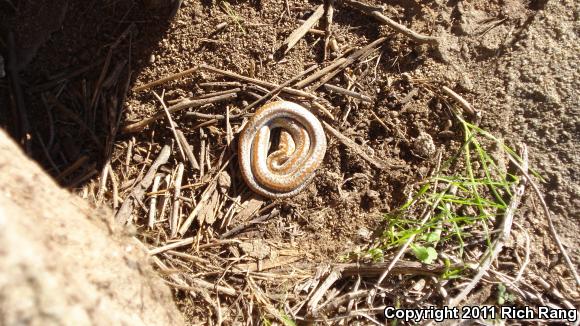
149 237 194 255
294 58 347 89
115 145 171 224
370 110 389 130
244 64 319 111
226 107 233 146
125 138 133 175
307 27 326 36
35 132 59 174
153 91 186 162
166 88 240 105
159 174 172 220
219 209 279 239
192 119 219 129
181 274 237 297
310 101 336 120
67 165 98 189
96 161 111 204
90 24 134 110
185 112 227 120
108 164 120 209
179 182 217 235
323 121 389 170
133 66 198 92
323 0 335 60
199 81 241 89
342 0 439 45
7 32 31 153
151 256 204 300
122 92 237 133
171 163 185 237
311 37 387 90
324 84 372 103
199 130 206 178
442 86 477 117
148 174 162 228
176 130 200 170
277 5 325 55
199 64 317 99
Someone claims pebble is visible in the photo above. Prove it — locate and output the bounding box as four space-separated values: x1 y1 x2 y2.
357 227 371 240
413 132 437 158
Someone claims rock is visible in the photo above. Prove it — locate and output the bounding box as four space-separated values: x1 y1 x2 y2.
0 130 184 326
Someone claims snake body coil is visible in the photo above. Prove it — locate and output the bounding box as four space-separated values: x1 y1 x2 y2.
238 101 327 198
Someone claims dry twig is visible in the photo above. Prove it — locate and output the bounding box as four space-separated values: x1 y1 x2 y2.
200 64 317 99
115 145 171 224
134 66 198 92
153 91 186 162
324 84 372 103
277 5 325 56
122 92 237 133
341 0 439 45
323 121 390 170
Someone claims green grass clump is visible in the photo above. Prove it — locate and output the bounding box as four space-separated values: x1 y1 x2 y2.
359 115 530 268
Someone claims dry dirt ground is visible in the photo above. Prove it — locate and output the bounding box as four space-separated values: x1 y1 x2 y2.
0 0 578 324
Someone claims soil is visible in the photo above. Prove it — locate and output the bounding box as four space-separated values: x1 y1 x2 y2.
0 0 578 323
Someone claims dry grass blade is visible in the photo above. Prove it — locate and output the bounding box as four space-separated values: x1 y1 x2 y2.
306 269 341 315
338 260 460 277
294 57 347 89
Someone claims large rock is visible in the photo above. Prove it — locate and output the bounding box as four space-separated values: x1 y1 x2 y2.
0 129 183 325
